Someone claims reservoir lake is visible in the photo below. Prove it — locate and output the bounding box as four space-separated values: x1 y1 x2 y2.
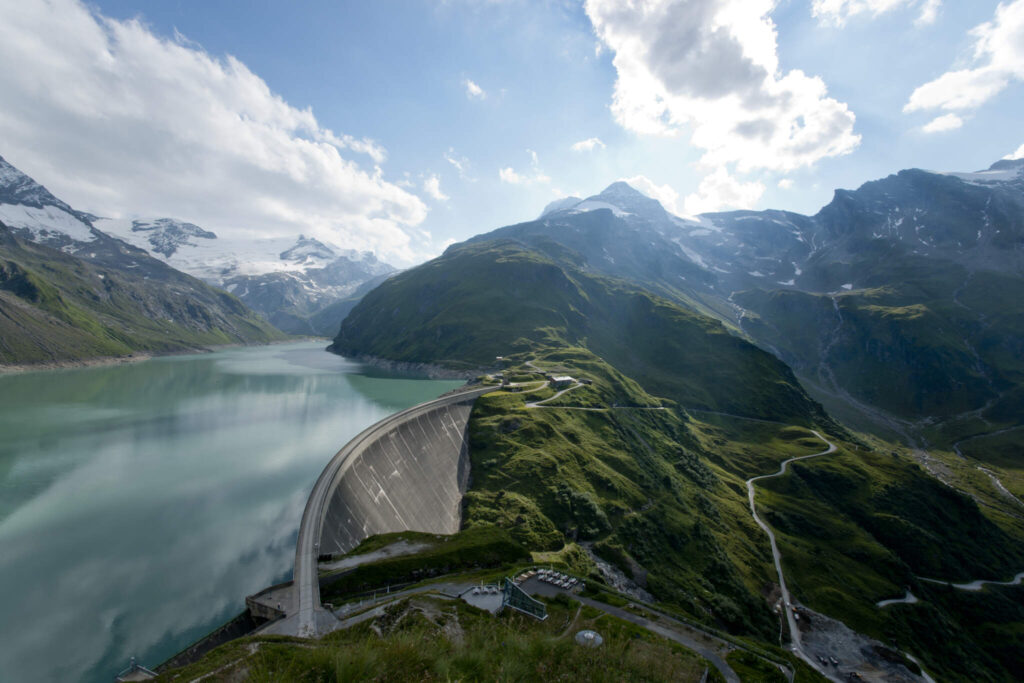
0 342 463 682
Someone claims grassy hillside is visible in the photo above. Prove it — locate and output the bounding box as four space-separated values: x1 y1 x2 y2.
333 240 823 423
736 252 1024 428
328 236 1024 677
0 224 285 364
460 352 1024 680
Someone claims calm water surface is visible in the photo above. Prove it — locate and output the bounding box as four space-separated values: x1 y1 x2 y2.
0 342 462 682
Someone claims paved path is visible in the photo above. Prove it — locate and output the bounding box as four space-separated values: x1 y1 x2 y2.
579 595 739 682
745 429 837 677
522 579 740 683
919 571 1024 592
322 574 743 683
876 590 919 608
525 382 588 408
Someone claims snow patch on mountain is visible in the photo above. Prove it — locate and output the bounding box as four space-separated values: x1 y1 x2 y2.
96 218 383 285
280 235 336 264
126 218 217 257
539 196 582 218
0 155 101 247
572 199 632 217
0 203 96 243
938 158 1024 186
540 182 673 222
673 239 706 268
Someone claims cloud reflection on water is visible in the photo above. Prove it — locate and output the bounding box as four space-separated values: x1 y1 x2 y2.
0 342 462 682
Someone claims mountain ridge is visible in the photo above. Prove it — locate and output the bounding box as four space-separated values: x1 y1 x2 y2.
0 153 397 336
0 158 287 365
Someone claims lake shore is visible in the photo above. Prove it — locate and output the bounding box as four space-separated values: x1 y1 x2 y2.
0 337 328 375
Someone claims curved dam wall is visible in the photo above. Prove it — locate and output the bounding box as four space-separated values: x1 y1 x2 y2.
315 386 495 556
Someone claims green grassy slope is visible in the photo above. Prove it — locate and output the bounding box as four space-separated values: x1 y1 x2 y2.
737 257 1024 425
462 355 1024 680
754 441 1024 681
0 224 285 364
328 235 1024 678
333 240 823 423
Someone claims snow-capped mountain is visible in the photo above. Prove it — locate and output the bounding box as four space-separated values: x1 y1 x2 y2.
532 159 1024 302
0 154 396 335
541 181 671 220
0 155 102 249
127 218 217 257
0 157 284 363
94 219 396 334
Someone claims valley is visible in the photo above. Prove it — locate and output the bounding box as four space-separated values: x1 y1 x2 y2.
3 152 1023 682
5 3 1024 682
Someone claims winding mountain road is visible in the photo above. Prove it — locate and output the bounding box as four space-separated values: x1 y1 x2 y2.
920 571 1024 592
746 430 837 675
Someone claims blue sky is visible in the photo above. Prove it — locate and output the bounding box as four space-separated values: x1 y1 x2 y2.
0 0 1021 265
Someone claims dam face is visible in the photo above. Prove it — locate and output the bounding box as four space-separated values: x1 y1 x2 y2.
316 388 490 555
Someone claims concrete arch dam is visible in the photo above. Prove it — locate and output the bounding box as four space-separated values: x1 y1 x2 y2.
317 385 495 555
284 384 496 636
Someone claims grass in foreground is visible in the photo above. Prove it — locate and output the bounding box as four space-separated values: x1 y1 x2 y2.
160 595 712 682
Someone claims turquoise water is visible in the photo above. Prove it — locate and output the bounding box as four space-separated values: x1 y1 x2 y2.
0 342 462 682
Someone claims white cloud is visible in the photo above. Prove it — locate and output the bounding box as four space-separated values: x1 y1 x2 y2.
812 0 941 26
584 0 859 205
464 78 486 99
498 166 550 185
916 0 941 25
1006 142 1024 159
921 113 963 133
618 174 680 213
444 147 475 182
422 174 448 201
683 168 765 216
571 137 606 152
499 167 525 184
498 149 550 185
905 0 1024 115
777 178 794 189
0 0 427 264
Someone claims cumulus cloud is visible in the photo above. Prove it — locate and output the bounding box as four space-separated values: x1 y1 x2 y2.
683 168 765 216
464 78 486 99
777 178 794 189
498 149 550 185
1006 142 1024 159
422 174 448 201
585 0 860 175
499 167 526 184
917 0 942 25
812 0 941 26
905 0 1024 116
922 113 963 133
0 0 427 264
571 137 606 152
618 174 680 213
